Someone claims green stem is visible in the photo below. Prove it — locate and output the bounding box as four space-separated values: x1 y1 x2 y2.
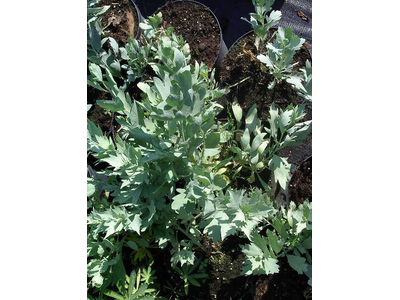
103 290 124 300
228 76 251 89
177 226 203 250
193 213 203 220
180 121 186 141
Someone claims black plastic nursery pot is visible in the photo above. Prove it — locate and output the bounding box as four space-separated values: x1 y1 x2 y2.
218 29 312 164
217 29 312 120
88 1 144 136
98 0 144 45
154 0 228 70
131 0 145 40
216 29 312 202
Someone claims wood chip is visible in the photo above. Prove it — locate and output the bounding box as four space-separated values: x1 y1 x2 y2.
296 10 310 22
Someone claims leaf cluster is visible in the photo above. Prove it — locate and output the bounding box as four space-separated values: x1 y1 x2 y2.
224 99 311 190
87 8 313 299
257 27 306 89
240 201 312 285
242 0 312 98
100 267 157 300
241 0 282 51
87 12 227 298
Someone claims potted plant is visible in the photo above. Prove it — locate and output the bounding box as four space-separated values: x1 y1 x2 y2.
87 5 312 300
97 0 144 45
155 0 228 70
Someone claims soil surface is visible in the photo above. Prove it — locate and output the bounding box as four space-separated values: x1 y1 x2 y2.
187 235 310 300
99 0 140 46
261 260 310 300
87 86 120 149
278 133 312 167
90 233 311 300
87 88 111 132
157 1 221 68
218 31 312 168
288 157 312 205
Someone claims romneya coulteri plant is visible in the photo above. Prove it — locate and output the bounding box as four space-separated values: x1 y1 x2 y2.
242 0 313 94
87 0 110 63
241 0 281 52
87 7 312 300
223 0 312 189
216 99 311 191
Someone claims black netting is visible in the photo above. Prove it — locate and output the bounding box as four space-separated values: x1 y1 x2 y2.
278 0 312 51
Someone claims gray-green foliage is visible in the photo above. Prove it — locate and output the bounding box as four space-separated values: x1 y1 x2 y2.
257 27 305 89
120 13 189 84
287 59 312 101
87 0 110 62
87 10 312 298
87 12 227 294
120 37 153 83
87 222 126 290
240 201 312 286
244 0 312 100
200 188 276 242
241 0 281 51
227 100 311 189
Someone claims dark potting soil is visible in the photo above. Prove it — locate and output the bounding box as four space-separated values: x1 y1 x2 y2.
187 235 249 300
288 157 312 205
157 1 221 69
87 103 112 133
87 87 121 158
99 229 310 299
187 235 310 300
278 133 312 167
99 0 139 46
219 31 312 167
87 87 115 133
261 260 310 300
87 65 125 136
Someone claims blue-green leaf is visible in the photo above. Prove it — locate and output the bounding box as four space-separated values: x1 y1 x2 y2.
97 99 124 112
245 104 258 132
171 193 188 211
287 254 308 274
89 63 102 82
128 215 142 234
232 99 242 123
240 128 251 152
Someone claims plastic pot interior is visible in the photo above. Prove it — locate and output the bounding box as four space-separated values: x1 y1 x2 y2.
154 0 228 70
219 28 312 68
130 0 145 40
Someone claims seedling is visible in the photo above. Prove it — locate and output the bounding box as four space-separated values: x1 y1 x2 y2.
241 0 281 51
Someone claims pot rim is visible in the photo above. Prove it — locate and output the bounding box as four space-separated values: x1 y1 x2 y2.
130 0 145 40
224 28 312 59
